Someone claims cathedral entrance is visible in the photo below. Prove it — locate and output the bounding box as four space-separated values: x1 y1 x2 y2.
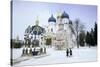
46 38 52 46
32 39 39 47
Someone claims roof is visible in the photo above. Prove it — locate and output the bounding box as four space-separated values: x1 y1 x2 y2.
61 11 69 19
48 15 56 22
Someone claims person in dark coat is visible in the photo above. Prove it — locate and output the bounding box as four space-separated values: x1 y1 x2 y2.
69 48 72 57
66 48 69 57
22 48 25 56
26 48 28 55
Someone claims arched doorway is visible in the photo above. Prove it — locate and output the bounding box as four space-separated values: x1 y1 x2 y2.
32 39 39 47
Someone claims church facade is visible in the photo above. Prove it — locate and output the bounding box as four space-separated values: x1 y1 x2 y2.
21 11 76 56
43 11 76 50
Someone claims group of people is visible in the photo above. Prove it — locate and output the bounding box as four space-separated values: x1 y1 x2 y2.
66 48 72 57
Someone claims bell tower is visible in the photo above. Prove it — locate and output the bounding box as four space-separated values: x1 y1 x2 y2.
48 14 56 33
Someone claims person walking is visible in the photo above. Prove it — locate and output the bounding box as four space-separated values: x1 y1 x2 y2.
69 48 72 57
66 48 69 57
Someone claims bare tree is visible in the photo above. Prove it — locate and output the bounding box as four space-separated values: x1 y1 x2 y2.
74 19 85 48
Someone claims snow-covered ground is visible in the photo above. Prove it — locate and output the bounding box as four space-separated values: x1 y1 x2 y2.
12 46 97 67
12 48 23 59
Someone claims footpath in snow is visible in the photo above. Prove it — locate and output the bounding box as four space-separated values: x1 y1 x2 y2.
13 47 97 67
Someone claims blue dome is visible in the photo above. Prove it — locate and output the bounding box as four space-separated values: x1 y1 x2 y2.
61 11 69 19
31 25 45 35
48 15 56 22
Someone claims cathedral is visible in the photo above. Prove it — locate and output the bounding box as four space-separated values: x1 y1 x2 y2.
43 11 76 50
21 11 76 56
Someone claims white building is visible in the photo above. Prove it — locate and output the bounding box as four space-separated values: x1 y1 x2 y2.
44 11 76 50
22 11 76 57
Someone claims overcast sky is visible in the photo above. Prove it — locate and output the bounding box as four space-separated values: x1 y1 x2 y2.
12 0 97 40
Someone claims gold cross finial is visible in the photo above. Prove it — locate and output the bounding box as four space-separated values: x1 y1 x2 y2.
56 11 61 18
35 16 39 25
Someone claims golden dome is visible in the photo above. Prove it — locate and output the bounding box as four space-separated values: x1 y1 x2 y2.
56 11 62 18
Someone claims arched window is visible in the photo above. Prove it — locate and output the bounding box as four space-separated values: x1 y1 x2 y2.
51 28 53 32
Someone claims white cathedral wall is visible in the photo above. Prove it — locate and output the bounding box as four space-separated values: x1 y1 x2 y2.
44 17 75 49
62 18 69 24
49 22 56 33
62 18 69 30
56 19 63 30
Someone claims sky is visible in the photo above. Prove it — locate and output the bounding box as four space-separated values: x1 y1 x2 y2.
12 0 97 40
